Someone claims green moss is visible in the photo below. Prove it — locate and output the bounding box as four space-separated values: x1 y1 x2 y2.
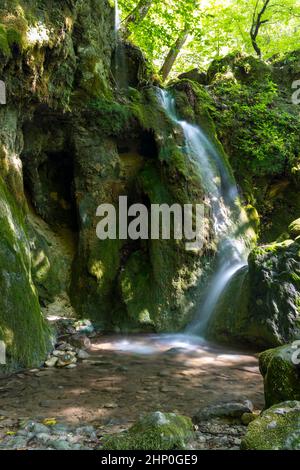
289 218 300 239
102 412 195 450
120 252 156 330
6 27 25 52
259 345 300 408
0 178 50 370
241 401 300 450
87 98 132 136
0 25 10 57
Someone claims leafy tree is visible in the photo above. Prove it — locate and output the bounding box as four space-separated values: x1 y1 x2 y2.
118 0 300 78
123 0 154 39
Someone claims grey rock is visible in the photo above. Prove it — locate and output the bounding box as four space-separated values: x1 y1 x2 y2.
51 439 72 450
193 401 254 423
77 349 90 359
35 432 52 444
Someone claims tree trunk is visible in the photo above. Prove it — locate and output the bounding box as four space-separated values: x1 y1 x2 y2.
250 0 271 58
159 28 190 82
123 0 153 38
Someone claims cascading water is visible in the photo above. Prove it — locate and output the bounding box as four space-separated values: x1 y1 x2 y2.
114 0 121 37
113 0 128 91
157 88 250 336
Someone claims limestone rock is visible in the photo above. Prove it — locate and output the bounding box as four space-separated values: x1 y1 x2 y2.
193 401 254 424
259 344 300 408
241 401 300 450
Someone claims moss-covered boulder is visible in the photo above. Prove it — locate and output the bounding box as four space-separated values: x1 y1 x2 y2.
207 238 300 349
260 345 300 408
247 240 300 347
102 412 195 450
289 218 300 239
0 178 50 370
241 401 300 450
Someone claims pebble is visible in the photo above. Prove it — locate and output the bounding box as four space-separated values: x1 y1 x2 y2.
51 439 72 450
45 357 58 368
77 350 90 359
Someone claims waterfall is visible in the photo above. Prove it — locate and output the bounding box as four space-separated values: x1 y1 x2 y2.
113 0 128 91
114 0 121 37
157 88 250 335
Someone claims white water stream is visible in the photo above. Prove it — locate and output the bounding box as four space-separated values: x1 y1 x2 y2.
157 89 250 335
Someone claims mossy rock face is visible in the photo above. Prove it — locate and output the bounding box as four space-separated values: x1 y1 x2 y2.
207 52 271 85
0 0 114 108
289 218 300 239
27 211 75 305
70 87 214 332
259 345 300 408
0 178 50 370
247 240 300 347
102 412 195 450
208 238 300 350
206 266 253 348
241 401 300 450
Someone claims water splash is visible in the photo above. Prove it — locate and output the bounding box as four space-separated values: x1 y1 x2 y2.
156 88 250 335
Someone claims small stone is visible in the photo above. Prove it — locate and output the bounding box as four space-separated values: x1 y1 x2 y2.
51 439 72 450
39 400 52 408
11 437 28 449
45 357 58 368
56 354 77 368
157 370 170 377
70 334 91 350
65 363 77 369
115 366 128 372
35 432 51 444
77 349 90 359
104 403 119 409
241 412 257 426
193 401 254 423
52 350 66 357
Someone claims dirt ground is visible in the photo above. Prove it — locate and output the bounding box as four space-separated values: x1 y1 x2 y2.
0 334 264 432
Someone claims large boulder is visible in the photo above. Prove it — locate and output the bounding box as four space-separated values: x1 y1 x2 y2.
102 412 195 450
247 240 300 347
207 239 300 349
241 401 300 450
260 344 300 408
